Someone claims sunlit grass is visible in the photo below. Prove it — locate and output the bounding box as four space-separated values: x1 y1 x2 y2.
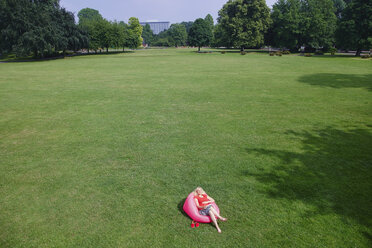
0 48 371 247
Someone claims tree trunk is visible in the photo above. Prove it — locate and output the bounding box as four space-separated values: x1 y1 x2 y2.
63 49 66 58
240 47 245 52
198 46 200 52
106 47 109 53
123 47 125 52
87 48 89 54
355 48 361 56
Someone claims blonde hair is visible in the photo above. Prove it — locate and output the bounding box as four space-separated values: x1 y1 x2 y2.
193 187 205 196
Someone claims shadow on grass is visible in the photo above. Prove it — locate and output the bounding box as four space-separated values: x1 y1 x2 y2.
245 127 372 243
187 48 271 54
298 73 372 91
0 51 135 63
177 198 189 219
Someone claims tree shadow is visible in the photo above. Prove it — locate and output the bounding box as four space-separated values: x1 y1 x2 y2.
245 127 372 243
0 51 134 63
298 73 372 91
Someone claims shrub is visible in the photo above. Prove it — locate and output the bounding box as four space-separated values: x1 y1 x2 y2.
275 51 282 56
240 51 246 55
282 50 291 55
329 47 337 55
305 53 312 57
361 54 370 59
221 51 226 54
315 50 324 55
269 52 274 56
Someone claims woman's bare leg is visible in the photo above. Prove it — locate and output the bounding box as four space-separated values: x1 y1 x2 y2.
210 207 227 221
209 211 221 233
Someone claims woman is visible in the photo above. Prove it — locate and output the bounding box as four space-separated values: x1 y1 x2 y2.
194 187 227 233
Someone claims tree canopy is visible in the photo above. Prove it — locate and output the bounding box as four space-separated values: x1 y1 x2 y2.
125 17 143 49
77 8 103 24
268 0 337 52
218 0 271 51
270 0 302 51
188 18 213 51
141 24 154 46
336 0 372 56
167 24 187 47
0 0 87 57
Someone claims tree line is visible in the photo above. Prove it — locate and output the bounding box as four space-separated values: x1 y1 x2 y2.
142 0 370 56
142 14 214 52
0 0 88 57
0 1 143 57
0 0 370 57
77 8 143 53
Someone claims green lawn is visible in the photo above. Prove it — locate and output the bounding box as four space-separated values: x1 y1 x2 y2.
0 48 371 247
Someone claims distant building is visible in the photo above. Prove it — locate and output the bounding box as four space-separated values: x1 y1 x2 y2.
140 21 170 35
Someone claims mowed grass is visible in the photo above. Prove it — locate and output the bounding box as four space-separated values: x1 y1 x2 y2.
0 48 371 247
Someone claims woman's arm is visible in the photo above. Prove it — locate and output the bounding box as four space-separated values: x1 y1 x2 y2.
194 198 202 209
207 195 215 203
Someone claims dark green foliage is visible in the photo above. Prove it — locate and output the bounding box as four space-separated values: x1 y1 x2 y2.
180 21 194 35
333 0 346 18
329 47 337 55
360 54 370 58
77 8 103 24
188 18 213 51
167 24 187 47
0 0 88 57
336 0 372 56
217 0 271 51
269 0 337 52
204 14 214 32
300 0 337 50
141 24 154 46
270 0 302 51
212 23 233 48
152 37 171 47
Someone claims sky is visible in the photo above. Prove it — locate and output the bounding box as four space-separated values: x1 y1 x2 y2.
60 0 277 24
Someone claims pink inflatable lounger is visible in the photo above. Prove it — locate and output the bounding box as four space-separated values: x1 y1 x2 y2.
183 192 220 223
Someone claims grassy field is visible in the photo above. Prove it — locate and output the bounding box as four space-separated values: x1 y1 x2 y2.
0 48 371 247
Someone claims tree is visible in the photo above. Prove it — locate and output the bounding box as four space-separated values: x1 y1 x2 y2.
77 8 103 24
270 0 302 51
218 0 271 51
180 21 194 34
77 8 104 53
110 21 125 50
142 24 154 46
188 18 213 51
299 0 337 51
167 24 187 47
212 23 233 48
336 0 372 56
204 14 214 31
0 0 87 57
125 17 143 49
118 21 129 51
54 7 88 56
333 0 346 18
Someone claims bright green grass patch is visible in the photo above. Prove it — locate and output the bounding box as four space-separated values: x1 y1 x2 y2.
0 48 371 247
